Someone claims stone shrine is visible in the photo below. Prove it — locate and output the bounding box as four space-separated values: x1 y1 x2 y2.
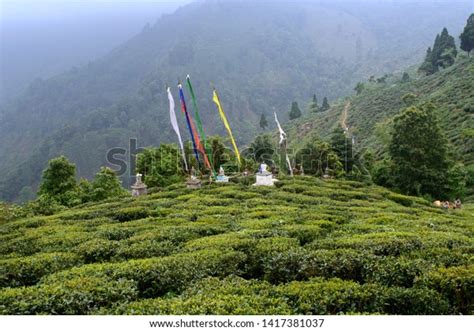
131 173 147 196
254 162 277 186
186 167 202 189
216 166 229 183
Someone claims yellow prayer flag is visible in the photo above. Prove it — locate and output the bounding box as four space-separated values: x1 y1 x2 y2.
212 89 241 164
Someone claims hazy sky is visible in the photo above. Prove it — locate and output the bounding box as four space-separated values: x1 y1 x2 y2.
0 0 194 23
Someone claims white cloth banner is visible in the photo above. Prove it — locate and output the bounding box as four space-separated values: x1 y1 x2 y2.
167 87 188 171
274 112 293 176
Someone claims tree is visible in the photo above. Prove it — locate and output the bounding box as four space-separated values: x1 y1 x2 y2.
460 13 474 56
259 113 268 129
90 167 127 201
354 82 365 95
389 104 450 198
436 28 457 68
244 134 276 164
330 127 353 173
289 101 302 120
418 47 436 75
308 94 319 112
420 28 457 74
38 156 77 199
295 139 340 176
137 144 184 188
321 97 330 111
401 72 410 83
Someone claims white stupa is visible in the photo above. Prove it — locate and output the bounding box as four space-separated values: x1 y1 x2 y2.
254 162 277 186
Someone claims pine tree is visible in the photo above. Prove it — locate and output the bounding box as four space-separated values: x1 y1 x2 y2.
308 94 319 113
418 47 436 75
259 113 268 129
436 28 457 68
289 101 302 120
401 72 410 83
354 82 365 95
460 13 474 56
419 28 457 75
321 97 330 111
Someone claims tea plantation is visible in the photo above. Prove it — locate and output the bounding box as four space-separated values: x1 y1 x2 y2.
1 177 473 315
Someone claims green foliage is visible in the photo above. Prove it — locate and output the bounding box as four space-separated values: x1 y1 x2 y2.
354 82 365 95
321 97 330 111
389 104 451 198
420 28 458 74
295 139 341 176
90 167 127 202
289 101 302 120
445 163 468 199
244 134 277 164
259 113 268 130
330 127 354 173
401 93 416 106
38 156 77 206
308 94 319 113
460 14 474 55
0 277 138 314
0 177 472 314
0 252 82 288
401 72 410 83
417 265 474 314
137 145 184 188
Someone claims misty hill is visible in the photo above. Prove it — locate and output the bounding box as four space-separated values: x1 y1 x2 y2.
0 1 191 103
0 0 472 201
286 56 474 168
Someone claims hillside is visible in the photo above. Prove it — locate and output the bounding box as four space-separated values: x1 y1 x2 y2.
287 57 474 167
1 0 472 202
0 177 473 314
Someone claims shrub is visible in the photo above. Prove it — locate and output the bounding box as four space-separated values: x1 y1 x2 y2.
113 207 150 222
363 256 432 287
42 250 247 299
300 249 371 283
0 277 138 314
0 252 82 288
416 265 474 314
279 278 450 314
74 239 120 263
386 193 414 207
254 237 307 283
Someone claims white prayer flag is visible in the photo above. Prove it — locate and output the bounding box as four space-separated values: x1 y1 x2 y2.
167 87 188 171
274 112 293 176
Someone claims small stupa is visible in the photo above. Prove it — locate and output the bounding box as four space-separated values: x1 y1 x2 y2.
131 173 147 196
186 167 202 189
216 166 229 183
254 162 276 186
322 166 331 179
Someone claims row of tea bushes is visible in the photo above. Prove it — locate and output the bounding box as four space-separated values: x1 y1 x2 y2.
0 177 472 314
105 276 451 315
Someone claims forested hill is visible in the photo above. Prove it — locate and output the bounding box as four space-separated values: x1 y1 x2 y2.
0 1 471 202
286 56 474 168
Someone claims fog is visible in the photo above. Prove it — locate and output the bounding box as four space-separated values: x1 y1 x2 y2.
0 0 193 101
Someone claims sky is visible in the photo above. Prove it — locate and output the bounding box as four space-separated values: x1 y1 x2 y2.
0 0 194 23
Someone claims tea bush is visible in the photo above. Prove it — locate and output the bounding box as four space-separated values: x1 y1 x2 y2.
0 252 82 287
0 177 472 314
